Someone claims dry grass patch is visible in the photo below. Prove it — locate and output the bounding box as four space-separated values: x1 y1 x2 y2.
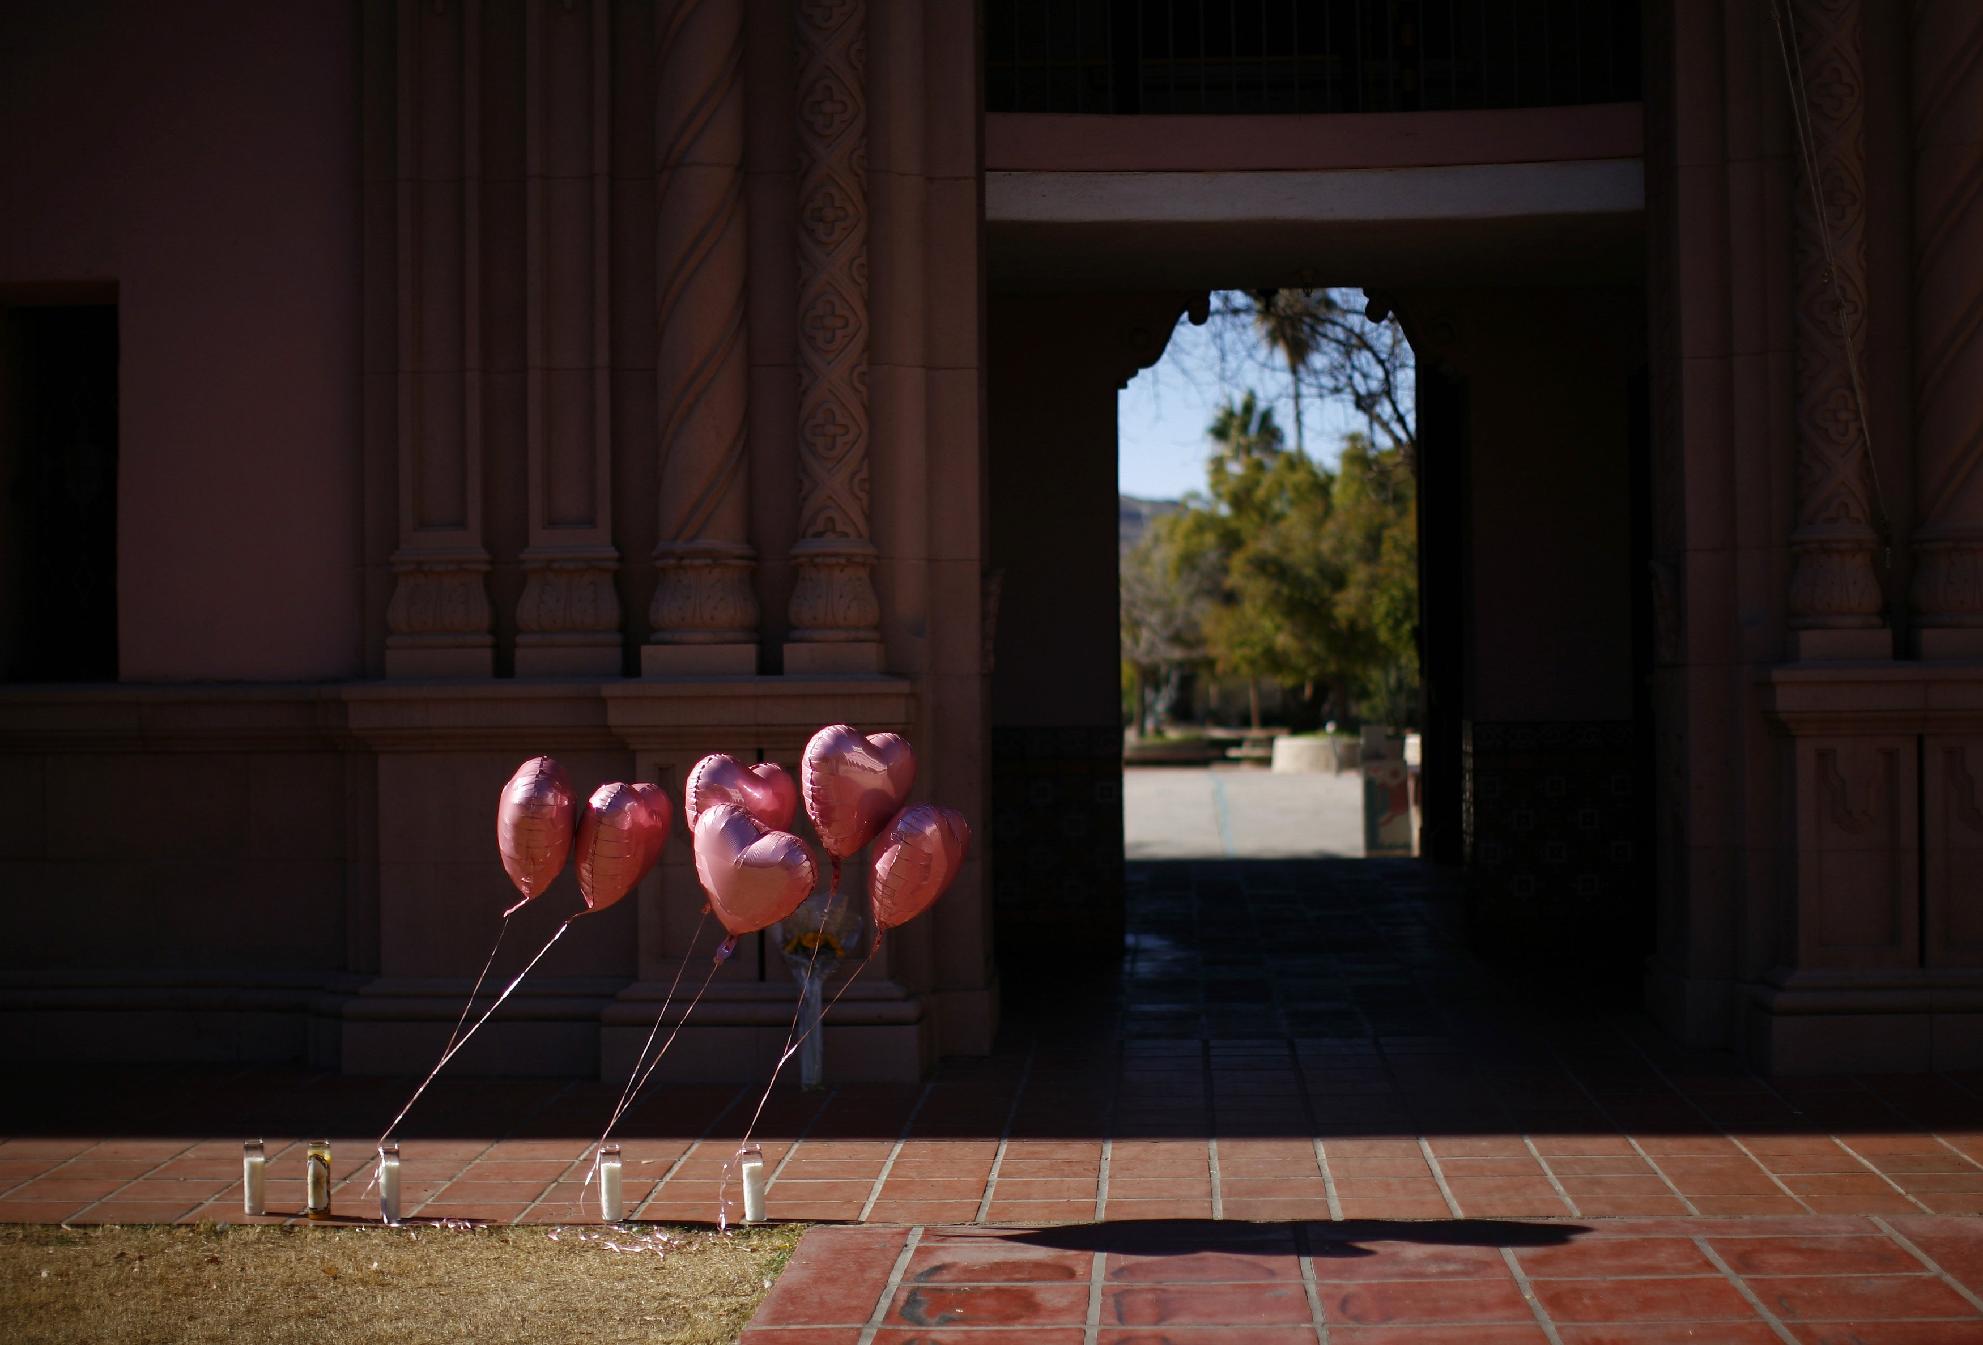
0 1220 802 1345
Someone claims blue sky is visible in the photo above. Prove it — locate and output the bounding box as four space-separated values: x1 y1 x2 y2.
1116 299 1370 502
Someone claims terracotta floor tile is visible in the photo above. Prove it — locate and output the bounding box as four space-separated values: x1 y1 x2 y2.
1784 1325 1983 1344
1219 1196 1335 1219
1782 1173 1906 1197
863 1200 984 1223
1745 1273 1980 1322
879 1176 988 1199
1105 1248 1303 1282
1105 1282 1314 1327
1325 1156 1435 1178
1426 1137 1534 1158
1096 1330 1320 1345
1099 1197 1216 1219
753 1227 907 1326
739 1328 864 1343
1316 1277 1534 1326
991 1177 1100 1200
1221 1177 1328 1199
891 1282 1092 1327
1689 1195 1811 1215
1547 1154 1659 1175
459 1159 574 1182
904 1245 1093 1284
1329 1329 1549 1345
984 1200 1099 1223
1556 1326 1784 1344
1562 1193 1693 1216
1800 1193 1925 1215
8 1176 130 1202
1516 1237 1715 1279
1334 1195 1456 1219
1711 1234 1925 1277
1532 1275 1759 1323
1306 1239 1510 1281
1554 1174 1678 1198
874 1331 1085 1345
1530 1136 1637 1157
766 1178 875 1201
1439 1155 1547 1177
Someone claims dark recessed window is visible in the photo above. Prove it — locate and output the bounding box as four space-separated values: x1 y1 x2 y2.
1 302 119 682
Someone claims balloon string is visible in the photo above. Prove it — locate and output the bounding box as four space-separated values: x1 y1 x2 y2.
440 912 513 1058
376 914 579 1149
581 913 721 1191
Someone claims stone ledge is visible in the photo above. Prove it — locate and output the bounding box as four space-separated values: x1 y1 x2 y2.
1762 660 1983 734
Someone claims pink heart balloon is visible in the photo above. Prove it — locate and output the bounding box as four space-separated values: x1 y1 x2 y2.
497 756 577 911
692 802 818 937
801 725 916 861
575 782 665 914
627 782 674 883
870 804 970 932
684 754 798 833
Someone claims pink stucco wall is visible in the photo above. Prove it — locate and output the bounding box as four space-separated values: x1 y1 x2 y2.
1 2 362 680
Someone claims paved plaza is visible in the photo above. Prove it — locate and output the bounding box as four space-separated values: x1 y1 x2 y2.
9 780 1983 1338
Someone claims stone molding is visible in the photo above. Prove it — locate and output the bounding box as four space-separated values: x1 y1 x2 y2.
1908 1 1983 646
518 0 622 676
787 0 882 647
1784 0 1885 641
651 0 757 656
385 0 495 678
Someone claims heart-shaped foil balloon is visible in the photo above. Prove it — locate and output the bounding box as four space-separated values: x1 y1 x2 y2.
497 756 577 910
684 754 798 833
870 804 970 932
576 782 666 913
801 725 916 861
628 782 674 883
692 802 818 937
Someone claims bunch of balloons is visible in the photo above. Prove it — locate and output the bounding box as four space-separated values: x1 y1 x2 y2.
496 758 672 917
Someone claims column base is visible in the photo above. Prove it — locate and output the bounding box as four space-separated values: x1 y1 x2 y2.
1745 972 1983 1073
1644 959 1733 1049
783 641 885 675
642 643 758 676
1917 628 1983 659
1791 627 1892 660
384 644 494 678
598 976 931 1082
516 642 622 677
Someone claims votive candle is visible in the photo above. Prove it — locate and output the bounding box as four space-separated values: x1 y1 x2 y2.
377 1143 401 1226
305 1139 332 1219
739 1146 767 1224
242 1140 266 1217
598 1144 623 1223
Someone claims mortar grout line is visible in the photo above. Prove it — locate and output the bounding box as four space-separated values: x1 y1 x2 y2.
1624 1135 1705 1217
406 1134 508 1222
1522 1135 1584 1218
1296 1222 1330 1344
1693 1235 1801 1345
1833 1134 1936 1213
859 1079 935 1223
1873 1213 1983 1315
1417 1136 1463 1217
1207 1137 1223 1221
1499 1246 1566 1345
1550 1040 1707 1216
1313 1137 1343 1222
1094 1138 1112 1221
855 1225 923 1345
766 1085 838 1185
974 1042 1036 1223
1083 1246 1104 1345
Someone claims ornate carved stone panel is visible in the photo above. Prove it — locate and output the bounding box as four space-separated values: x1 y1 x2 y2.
385 0 495 676
1784 0 1886 650
517 0 622 675
646 0 758 673
787 0 883 660
1792 736 1918 970
1927 737 1983 967
1908 1 1983 653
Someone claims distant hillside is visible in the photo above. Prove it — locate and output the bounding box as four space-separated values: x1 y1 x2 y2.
1119 494 1181 551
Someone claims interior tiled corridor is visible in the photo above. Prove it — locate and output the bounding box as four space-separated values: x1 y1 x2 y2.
10 859 1983 1339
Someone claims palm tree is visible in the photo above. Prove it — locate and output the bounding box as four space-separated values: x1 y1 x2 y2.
1248 289 1319 458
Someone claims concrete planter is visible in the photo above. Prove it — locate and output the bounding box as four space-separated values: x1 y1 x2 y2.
1270 735 1360 774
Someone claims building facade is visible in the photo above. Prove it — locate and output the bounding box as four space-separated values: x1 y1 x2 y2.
0 0 1978 1077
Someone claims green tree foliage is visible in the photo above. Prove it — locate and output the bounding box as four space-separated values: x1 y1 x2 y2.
1154 391 1419 729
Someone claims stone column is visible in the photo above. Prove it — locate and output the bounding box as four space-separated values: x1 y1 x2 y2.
1908 0 1983 656
385 0 495 677
1784 0 1888 659
785 0 884 674
516 0 623 675
643 0 760 675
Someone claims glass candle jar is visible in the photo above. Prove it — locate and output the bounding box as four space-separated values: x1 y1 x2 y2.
597 1143 623 1223
377 1143 401 1226
304 1139 332 1219
241 1140 266 1217
739 1145 767 1224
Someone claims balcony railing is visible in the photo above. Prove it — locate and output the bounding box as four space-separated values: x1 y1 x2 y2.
985 0 1641 115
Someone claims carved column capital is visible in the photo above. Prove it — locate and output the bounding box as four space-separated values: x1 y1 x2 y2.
386 551 495 673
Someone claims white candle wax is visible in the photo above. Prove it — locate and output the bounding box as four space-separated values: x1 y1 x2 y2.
740 1154 767 1223
305 1139 332 1219
598 1146 623 1223
242 1141 266 1217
